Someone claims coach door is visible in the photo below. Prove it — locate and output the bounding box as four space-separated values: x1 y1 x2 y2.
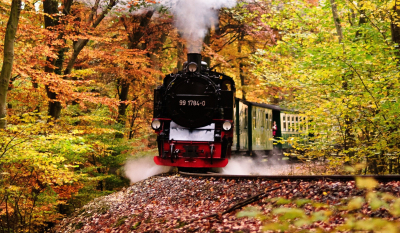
238 101 248 151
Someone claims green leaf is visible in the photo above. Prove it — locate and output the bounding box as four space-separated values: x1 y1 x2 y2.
296 199 312 207
294 218 311 227
354 219 395 232
389 199 400 217
272 208 306 220
263 222 289 231
347 197 365 211
370 197 387 211
311 211 329 222
273 197 291 205
237 206 262 218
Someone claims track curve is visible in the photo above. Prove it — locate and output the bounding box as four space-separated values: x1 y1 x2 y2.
179 171 400 181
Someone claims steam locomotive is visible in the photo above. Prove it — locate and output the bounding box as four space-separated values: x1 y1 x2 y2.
152 53 307 168
152 53 235 168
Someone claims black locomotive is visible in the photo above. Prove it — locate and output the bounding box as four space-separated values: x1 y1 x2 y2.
152 53 236 168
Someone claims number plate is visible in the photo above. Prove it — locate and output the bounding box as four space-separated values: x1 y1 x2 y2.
179 100 206 106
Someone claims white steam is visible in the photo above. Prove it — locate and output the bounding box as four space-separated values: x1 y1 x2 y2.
222 155 293 175
162 0 237 53
124 156 171 183
78 0 238 52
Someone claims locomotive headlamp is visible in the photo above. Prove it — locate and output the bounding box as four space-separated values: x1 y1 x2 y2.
222 121 232 131
188 62 198 72
151 119 161 130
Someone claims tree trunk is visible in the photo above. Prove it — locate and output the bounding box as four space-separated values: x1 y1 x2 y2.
175 32 186 72
43 0 63 119
391 2 400 58
238 33 246 100
330 0 343 43
203 28 212 67
117 11 155 121
0 0 22 129
176 41 185 71
149 33 168 85
64 39 89 75
330 0 356 158
117 82 130 124
355 9 367 38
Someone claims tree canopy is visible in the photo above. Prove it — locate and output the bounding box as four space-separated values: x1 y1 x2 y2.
0 0 400 231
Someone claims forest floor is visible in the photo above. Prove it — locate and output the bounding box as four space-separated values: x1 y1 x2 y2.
52 173 400 233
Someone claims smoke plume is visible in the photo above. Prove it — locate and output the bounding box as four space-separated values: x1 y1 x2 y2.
124 156 171 183
162 0 237 53
79 0 237 52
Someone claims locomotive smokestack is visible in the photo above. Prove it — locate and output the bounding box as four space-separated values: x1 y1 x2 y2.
187 53 202 73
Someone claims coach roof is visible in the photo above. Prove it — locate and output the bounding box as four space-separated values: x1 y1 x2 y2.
236 98 294 112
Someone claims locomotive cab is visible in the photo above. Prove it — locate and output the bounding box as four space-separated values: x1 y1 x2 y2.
152 53 236 168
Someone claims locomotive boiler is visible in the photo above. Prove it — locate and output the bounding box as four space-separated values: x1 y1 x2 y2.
151 53 236 168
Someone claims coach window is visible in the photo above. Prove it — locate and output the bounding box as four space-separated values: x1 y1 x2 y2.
244 108 248 129
255 109 258 129
260 110 262 128
265 112 268 128
292 116 294 132
270 112 272 129
257 109 259 128
304 117 308 131
290 116 293 132
284 115 287 132
256 109 259 128
270 112 273 129
283 115 286 131
264 113 267 128
305 117 307 131
293 116 296 131
299 117 303 131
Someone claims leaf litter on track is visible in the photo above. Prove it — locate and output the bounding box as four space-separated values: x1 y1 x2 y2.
52 174 400 233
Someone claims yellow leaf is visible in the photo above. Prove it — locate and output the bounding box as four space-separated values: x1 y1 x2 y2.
356 177 378 190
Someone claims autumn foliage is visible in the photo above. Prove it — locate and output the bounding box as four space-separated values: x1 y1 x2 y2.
252 0 400 174
1 0 400 231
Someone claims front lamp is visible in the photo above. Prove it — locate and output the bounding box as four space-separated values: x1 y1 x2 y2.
222 121 232 131
188 62 198 72
151 119 161 130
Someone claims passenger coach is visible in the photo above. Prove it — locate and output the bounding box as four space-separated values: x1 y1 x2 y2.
233 99 309 155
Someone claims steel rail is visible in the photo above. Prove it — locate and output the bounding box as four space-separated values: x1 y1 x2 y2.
179 172 400 181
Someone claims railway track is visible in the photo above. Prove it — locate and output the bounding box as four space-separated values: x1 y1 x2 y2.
179 171 400 181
